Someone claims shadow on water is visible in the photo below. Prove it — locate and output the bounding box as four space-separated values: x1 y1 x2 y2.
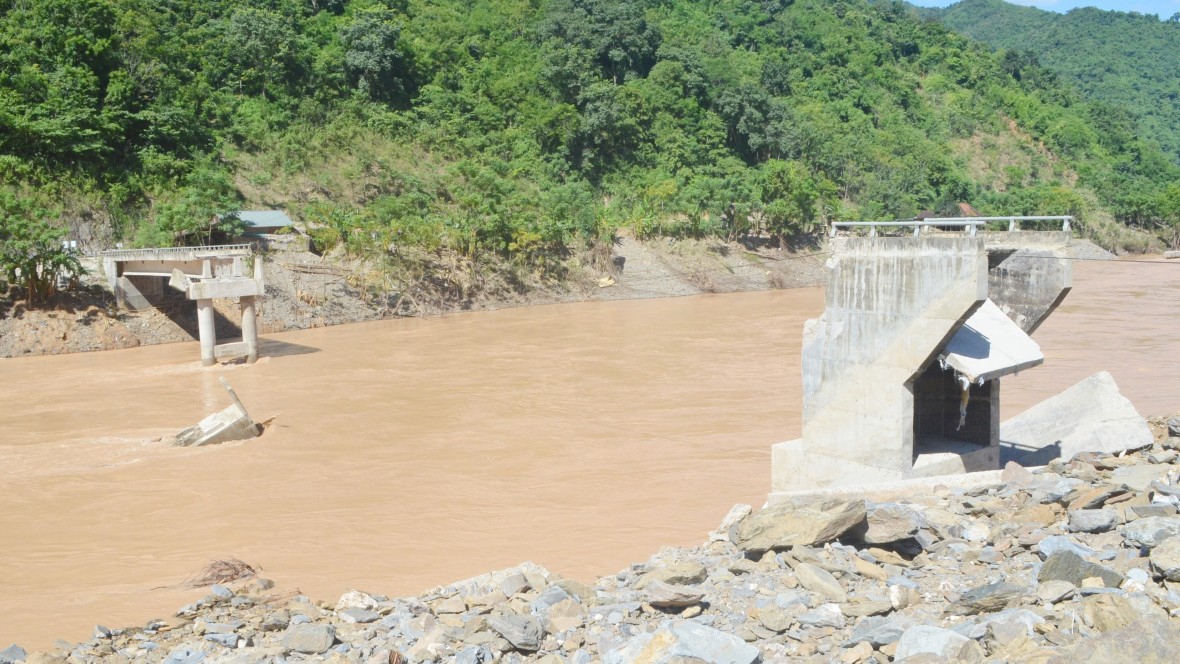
257 337 321 358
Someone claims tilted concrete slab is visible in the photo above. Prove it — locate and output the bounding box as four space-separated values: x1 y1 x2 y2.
940 299 1043 383
188 276 263 299
986 247 1072 334
1000 371 1153 465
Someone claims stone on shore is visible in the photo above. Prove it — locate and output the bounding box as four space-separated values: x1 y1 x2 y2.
0 645 26 664
1038 551 1122 588
602 620 760 664
280 624 335 654
487 615 543 651
731 497 866 552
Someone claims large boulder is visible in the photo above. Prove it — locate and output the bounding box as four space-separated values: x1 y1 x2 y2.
731 497 866 553
1000 372 1153 464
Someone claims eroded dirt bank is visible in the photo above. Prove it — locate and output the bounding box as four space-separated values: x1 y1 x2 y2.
0 235 829 359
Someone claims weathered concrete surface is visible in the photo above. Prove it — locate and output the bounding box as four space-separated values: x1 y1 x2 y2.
940 300 1043 383
172 402 260 447
172 379 262 447
1000 371 1153 465
787 237 988 491
985 247 1072 334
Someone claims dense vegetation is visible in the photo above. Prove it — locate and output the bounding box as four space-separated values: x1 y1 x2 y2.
2 0 1179 301
923 0 1180 165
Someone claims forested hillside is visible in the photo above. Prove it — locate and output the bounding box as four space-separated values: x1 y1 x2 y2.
925 0 1180 165
2 0 1178 292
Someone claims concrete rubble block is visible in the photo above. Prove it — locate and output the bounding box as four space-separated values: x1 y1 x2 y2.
731 497 866 553
602 619 760 664
172 378 262 447
1000 371 1153 465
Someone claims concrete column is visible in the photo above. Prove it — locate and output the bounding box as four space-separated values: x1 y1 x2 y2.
241 296 258 364
197 298 216 367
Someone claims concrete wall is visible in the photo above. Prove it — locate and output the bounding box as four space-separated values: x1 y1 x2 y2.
986 248 1072 334
796 237 988 479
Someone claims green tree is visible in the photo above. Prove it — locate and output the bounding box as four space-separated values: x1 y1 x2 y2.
0 194 83 305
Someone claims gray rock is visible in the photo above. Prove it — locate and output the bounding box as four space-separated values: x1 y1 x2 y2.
603 619 760 664
210 584 234 599
204 633 239 648
634 560 708 589
709 504 753 542
530 585 572 613
281 624 336 654
1036 580 1076 604
453 646 494 664
488 615 543 651
1072 615 1180 661
1111 465 1167 491
1068 508 1118 533
339 608 380 624
260 612 288 632
843 615 915 647
643 580 703 608
948 581 1027 615
1038 535 1095 558
0 645 26 664
1122 516 1180 548
731 497 866 552
1149 536 1180 581
894 625 972 660
1168 417 1180 437
793 562 847 602
855 503 926 544
796 603 845 628
1038 551 1123 588
500 572 530 596
163 647 206 664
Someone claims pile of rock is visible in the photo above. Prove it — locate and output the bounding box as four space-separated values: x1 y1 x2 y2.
8 441 1180 663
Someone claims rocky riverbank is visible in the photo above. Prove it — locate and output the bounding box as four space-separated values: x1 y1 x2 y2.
6 426 1180 664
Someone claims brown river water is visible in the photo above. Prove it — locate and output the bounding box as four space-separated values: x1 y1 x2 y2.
2 258 1179 649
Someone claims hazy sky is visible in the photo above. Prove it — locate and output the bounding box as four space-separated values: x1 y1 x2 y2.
908 0 1180 18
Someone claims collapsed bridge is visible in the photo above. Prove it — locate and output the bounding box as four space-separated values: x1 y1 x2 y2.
100 245 264 366
772 216 1077 499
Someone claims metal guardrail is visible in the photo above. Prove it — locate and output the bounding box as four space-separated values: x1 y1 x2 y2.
830 216 1073 238
100 244 253 260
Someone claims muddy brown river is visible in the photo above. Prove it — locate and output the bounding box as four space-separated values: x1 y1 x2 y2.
2 258 1178 649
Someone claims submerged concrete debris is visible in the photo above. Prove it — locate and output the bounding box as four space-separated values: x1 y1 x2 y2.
172 378 261 447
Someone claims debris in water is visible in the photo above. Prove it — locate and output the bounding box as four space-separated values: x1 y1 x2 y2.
172 378 262 447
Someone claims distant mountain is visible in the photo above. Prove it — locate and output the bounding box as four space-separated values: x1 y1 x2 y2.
920 0 1180 163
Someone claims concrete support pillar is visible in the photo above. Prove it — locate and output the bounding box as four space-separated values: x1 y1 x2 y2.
197 298 216 367
241 296 258 364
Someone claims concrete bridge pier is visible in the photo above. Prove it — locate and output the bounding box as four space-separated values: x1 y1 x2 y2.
100 245 264 366
241 296 258 364
197 298 217 367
